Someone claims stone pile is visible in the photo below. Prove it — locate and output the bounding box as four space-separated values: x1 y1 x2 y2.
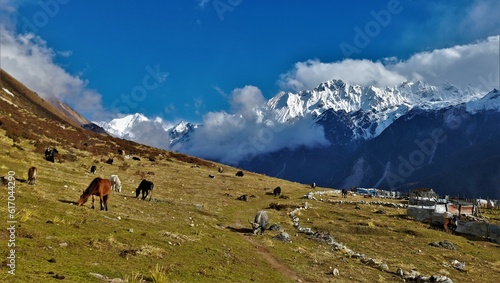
303 190 407 208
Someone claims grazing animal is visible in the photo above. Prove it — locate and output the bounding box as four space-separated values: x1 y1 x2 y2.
273 186 282 197
77 177 111 211
1 176 8 186
132 157 141 161
105 158 114 165
27 166 37 185
237 194 248 202
311 182 317 189
208 174 215 178
148 157 156 162
249 210 269 235
218 167 224 173
110 175 122 193
235 170 244 177
135 179 154 201
90 165 97 174
341 189 348 198
44 147 58 162
476 199 495 209
118 149 125 155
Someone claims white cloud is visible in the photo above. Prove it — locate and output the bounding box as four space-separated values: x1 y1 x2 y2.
279 59 407 91
0 26 105 119
184 85 329 165
230 85 265 118
279 36 499 92
389 35 499 91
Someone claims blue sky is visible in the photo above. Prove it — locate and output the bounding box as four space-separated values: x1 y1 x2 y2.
1 0 499 122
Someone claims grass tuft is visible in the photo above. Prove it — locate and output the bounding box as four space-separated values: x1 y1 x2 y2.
125 271 145 283
16 208 36 222
149 264 169 283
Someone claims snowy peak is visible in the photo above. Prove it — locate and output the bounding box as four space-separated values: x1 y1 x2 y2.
97 113 149 137
466 89 500 112
269 80 482 120
168 121 197 147
94 114 197 149
267 80 486 138
95 80 497 153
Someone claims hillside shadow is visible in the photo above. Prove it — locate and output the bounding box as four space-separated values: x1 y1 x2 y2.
58 199 78 205
227 226 253 234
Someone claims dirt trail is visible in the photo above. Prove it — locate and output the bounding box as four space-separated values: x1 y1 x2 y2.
243 235 310 283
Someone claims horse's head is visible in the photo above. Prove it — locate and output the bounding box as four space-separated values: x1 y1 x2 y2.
76 190 87 206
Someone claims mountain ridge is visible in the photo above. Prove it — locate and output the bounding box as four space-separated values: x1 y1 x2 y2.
98 80 492 142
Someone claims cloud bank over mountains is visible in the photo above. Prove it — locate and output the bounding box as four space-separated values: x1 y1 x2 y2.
162 85 330 165
278 36 499 92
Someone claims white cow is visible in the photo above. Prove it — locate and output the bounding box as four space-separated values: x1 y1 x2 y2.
110 175 122 193
476 199 495 209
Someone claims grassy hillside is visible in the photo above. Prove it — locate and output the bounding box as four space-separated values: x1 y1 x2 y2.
1 130 500 283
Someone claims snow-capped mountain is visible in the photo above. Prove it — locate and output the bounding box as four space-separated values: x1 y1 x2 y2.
95 113 196 149
96 113 150 138
242 84 500 199
97 80 490 147
466 88 500 112
268 80 483 139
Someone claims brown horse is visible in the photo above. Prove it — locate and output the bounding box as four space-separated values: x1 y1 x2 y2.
77 177 111 211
